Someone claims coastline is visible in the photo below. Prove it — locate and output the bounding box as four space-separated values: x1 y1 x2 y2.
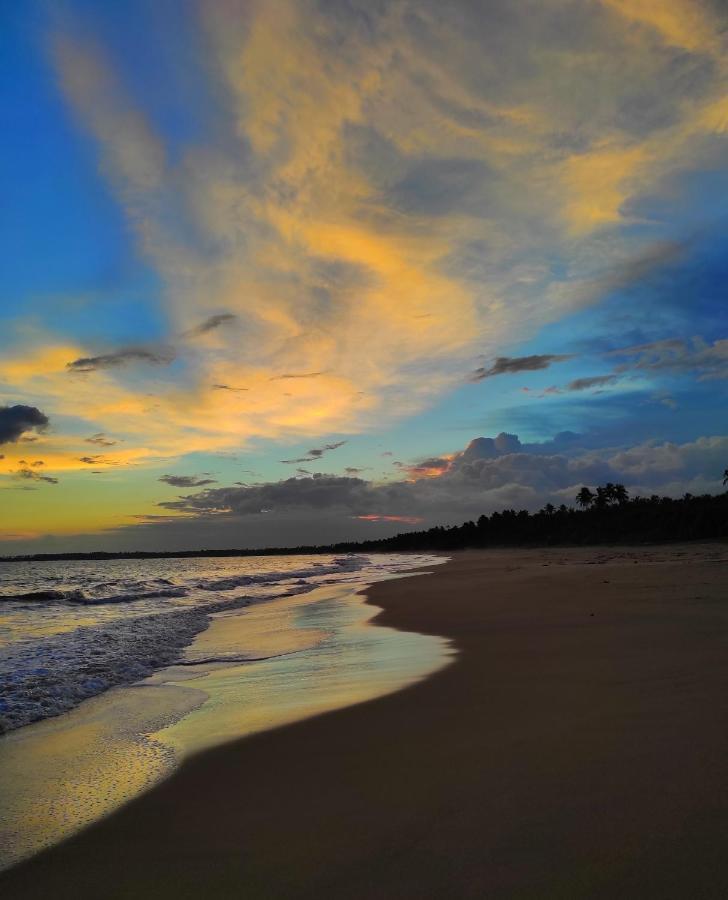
4 543 728 898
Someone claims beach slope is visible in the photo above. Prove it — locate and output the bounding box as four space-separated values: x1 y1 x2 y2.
4 544 728 898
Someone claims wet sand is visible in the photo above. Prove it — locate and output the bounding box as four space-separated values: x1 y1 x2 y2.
4 544 728 899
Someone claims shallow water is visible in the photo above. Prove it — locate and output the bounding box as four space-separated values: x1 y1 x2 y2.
0 566 452 871
0 552 437 733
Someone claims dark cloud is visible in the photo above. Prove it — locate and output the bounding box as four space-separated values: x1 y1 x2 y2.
78 455 126 467
270 372 325 381
281 440 347 464
85 433 118 446
610 337 728 381
212 384 248 392
159 474 377 517
565 375 617 391
0 405 49 445
66 346 175 373
16 467 58 485
159 474 218 488
469 354 573 381
531 374 617 395
183 313 237 338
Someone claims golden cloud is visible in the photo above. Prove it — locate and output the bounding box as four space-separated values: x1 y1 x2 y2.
24 0 726 478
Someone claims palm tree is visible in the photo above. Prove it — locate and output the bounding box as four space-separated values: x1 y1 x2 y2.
576 487 594 508
543 503 555 516
611 484 629 505
723 468 728 486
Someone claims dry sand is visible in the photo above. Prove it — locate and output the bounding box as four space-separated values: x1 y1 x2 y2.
3 544 728 899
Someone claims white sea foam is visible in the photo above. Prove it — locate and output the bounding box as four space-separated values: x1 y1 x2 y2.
0 607 212 733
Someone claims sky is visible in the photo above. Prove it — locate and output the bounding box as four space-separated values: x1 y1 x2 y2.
1 0 727 553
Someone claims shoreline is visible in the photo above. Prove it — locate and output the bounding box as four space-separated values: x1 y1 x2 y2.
4 534 727 564
4 543 728 897
0 563 449 872
0 552 441 736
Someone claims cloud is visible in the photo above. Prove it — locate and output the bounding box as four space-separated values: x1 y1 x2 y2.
84 433 119 446
269 372 326 381
159 474 379 517
212 384 248 392
40 0 728 468
66 346 175 373
157 431 728 532
610 337 728 380
183 314 237 338
355 514 424 525
5 0 724 548
280 440 347 464
565 375 618 391
0 405 49 445
396 455 455 479
159 474 218 487
530 374 618 396
469 354 573 381
16 467 58 485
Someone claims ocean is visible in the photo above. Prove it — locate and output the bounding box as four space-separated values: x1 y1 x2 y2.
0 552 451 869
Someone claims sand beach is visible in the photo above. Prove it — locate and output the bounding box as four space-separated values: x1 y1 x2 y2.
4 543 728 898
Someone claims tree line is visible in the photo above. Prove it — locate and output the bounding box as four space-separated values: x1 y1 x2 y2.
329 482 728 553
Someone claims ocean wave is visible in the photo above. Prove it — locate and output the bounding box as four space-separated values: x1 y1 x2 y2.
0 586 191 606
0 595 256 735
192 556 365 592
0 589 87 603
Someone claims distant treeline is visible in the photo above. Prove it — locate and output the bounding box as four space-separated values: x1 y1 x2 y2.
3 484 727 562
333 486 728 553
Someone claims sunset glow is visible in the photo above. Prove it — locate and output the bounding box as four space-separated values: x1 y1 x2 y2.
2 0 727 552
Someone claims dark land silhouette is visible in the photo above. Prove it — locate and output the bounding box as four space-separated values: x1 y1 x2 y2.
3 483 727 562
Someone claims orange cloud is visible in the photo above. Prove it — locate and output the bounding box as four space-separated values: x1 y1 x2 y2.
355 514 424 525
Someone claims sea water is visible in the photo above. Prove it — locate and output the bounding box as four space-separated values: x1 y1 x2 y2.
0 553 452 869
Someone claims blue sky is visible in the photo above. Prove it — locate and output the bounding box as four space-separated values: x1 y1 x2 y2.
1 0 727 552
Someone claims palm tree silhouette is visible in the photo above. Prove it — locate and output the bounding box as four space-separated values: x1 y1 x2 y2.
723 468 728 486
576 487 594 508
